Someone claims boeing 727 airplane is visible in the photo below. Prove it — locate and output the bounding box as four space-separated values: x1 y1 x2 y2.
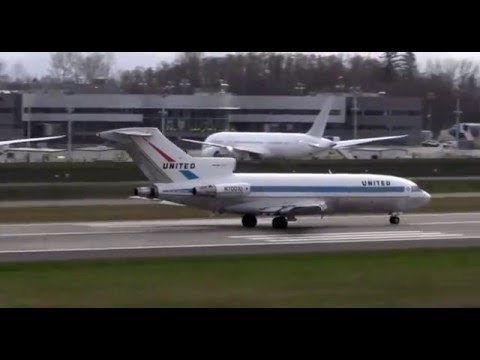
99 127 430 230
0 135 65 153
180 97 408 160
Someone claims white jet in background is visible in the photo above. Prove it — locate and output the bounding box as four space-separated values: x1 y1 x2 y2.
99 127 430 230
180 96 408 160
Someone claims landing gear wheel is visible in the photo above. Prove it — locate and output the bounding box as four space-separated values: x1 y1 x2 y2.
389 216 400 225
242 214 257 228
272 216 288 230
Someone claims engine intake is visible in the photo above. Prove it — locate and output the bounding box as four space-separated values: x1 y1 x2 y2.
134 186 157 199
192 183 250 197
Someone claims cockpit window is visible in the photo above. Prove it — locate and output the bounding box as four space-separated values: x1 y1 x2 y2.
411 186 421 192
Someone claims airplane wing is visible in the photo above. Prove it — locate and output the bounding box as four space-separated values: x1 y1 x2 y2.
332 135 408 149
5 147 65 153
258 200 328 217
0 135 65 147
180 138 267 156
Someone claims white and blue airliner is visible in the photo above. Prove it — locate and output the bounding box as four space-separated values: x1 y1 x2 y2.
99 127 431 230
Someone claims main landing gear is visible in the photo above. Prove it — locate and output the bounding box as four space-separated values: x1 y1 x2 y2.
242 214 257 228
241 214 289 229
389 215 400 225
272 216 288 230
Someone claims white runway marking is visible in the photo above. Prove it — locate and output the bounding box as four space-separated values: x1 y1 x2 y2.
0 230 146 238
230 231 463 243
413 221 480 226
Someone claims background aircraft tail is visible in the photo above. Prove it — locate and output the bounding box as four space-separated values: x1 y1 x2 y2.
98 127 236 183
306 96 334 138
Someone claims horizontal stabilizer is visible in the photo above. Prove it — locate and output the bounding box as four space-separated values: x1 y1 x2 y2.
113 130 153 137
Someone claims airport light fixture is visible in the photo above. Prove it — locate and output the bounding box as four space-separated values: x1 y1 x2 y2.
294 82 306 96
335 76 346 92
219 79 229 94
162 82 175 95
180 79 191 94
159 109 168 134
377 91 389 136
453 88 463 145
350 86 361 139
66 107 74 161
426 92 436 132
26 107 31 146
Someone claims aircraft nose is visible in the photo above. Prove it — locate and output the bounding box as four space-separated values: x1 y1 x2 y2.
422 190 431 205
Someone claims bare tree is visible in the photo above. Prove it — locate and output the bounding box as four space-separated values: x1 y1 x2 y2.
12 62 29 81
0 59 6 75
49 52 84 82
79 52 115 82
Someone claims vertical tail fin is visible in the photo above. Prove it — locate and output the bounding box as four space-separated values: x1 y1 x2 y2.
99 127 236 183
306 96 334 138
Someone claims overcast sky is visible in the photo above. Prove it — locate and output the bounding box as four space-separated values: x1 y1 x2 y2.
1 52 480 77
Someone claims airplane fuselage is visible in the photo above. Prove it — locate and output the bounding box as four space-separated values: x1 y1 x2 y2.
201 132 333 159
153 173 430 216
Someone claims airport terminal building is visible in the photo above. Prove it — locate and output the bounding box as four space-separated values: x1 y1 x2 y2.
2 90 423 146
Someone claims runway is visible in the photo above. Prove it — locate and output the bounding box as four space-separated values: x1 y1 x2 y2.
1 212 480 262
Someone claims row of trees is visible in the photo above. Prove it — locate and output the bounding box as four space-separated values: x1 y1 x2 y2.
1 52 480 134
0 52 115 84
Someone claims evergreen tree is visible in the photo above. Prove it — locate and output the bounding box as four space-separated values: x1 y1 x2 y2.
398 52 418 80
381 52 401 82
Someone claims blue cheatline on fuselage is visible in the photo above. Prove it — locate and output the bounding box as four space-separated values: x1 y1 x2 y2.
250 186 405 193
161 185 407 194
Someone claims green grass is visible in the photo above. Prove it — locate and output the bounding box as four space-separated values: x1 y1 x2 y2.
3 158 480 183
2 248 480 307
0 197 476 223
0 182 148 201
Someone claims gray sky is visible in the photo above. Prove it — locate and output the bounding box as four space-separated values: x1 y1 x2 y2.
1 52 480 77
